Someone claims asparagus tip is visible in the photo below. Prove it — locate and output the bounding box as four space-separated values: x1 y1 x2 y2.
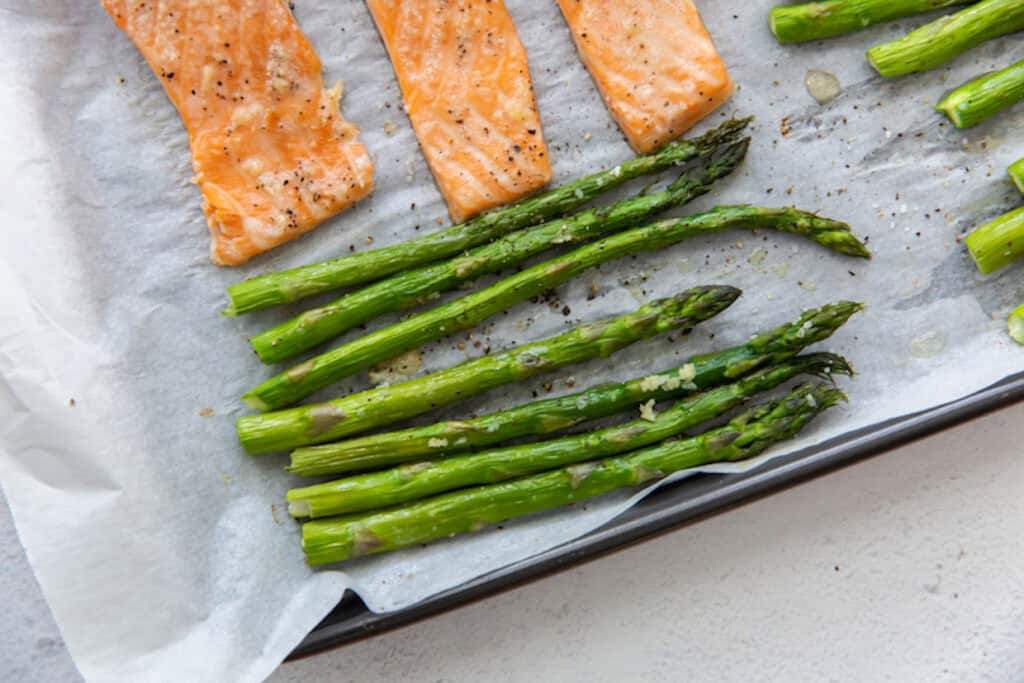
834 300 866 319
796 300 864 340
790 382 848 411
719 137 752 164
720 115 755 131
843 234 872 259
686 117 755 159
809 384 848 410
803 352 855 380
690 284 743 312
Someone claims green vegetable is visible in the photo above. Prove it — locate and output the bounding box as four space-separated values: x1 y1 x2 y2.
300 383 846 564
1009 159 1024 195
288 302 863 477
1007 305 1024 344
1009 305 1024 344
769 0 968 44
223 118 752 316
250 139 751 364
243 206 869 411
936 60 1024 128
965 206 1024 275
287 354 852 518
237 287 741 453
867 0 1024 77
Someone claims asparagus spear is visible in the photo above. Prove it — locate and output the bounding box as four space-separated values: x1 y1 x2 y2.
251 139 751 364
243 207 868 410
936 60 1024 129
288 354 852 518
287 302 862 477
965 206 1024 275
301 383 845 564
867 0 1024 77
1009 305 1024 345
769 0 968 44
223 118 752 316
1009 159 1024 195
238 286 740 453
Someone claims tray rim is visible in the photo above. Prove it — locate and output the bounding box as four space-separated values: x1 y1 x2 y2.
288 370 1024 660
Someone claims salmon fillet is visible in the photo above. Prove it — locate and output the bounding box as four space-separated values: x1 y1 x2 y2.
366 0 552 223
102 0 375 266
557 0 734 154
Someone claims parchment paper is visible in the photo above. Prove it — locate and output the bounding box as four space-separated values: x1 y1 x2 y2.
1 1 1022 680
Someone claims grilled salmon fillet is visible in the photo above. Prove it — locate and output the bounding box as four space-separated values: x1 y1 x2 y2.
557 0 734 154
366 0 552 223
102 0 375 266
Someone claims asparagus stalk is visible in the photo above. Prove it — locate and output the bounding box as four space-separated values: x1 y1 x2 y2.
1008 305 1024 344
243 207 868 410
769 0 968 44
936 60 1024 129
238 287 740 453
1009 159 1024 195
965 206 1024 275
866 0 1024 77
288 354 852 518
223 118 752 316
251 139 751 364
301 383 845 564
287 302 863 477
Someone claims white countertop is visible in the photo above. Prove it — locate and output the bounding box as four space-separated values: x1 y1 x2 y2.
4 403 1022 682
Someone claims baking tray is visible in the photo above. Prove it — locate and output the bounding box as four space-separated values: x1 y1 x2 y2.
289 370 1024 658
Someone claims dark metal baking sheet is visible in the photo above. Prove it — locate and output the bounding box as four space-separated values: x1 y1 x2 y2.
289 371 1024 659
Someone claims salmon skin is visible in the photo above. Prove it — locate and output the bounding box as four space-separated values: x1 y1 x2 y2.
102 0 375 266
366 0 552 223
557 0 734 154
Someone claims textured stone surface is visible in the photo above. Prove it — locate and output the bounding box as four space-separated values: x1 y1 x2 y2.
5 404 1024 682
